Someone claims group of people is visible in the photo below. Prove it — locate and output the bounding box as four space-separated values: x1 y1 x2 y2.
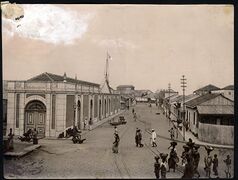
84 117 93 131
6 127 38 152
18 128 38 144
153 138 232 179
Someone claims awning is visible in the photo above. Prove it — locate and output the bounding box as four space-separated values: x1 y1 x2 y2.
197 105 234 115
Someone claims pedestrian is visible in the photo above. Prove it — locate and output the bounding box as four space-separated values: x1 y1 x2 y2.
204 146 213 178
154 156 161 179
135 128 139 147
224 155 231 178
84 117 88 130
32 128 38 144
181 145 190 166
186 138 194 149
168 127 175 140
138 129 143 147
168 141 178 172
133 112 137 121
7 128 14 151
192 144 201 178
112 132 120 153
151 129 157 147
212 154 218 176
132 108 135 114
182 153 194 179
160 153 168 179
89 118 92 131
114 126 118 134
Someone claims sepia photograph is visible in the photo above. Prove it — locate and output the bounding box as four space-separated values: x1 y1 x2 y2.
2 3 234 179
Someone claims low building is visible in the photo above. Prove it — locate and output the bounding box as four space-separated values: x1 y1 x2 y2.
185 93 234 145
134 90 154 103
193 84 220 95
211 85 234 101
5 72 121 138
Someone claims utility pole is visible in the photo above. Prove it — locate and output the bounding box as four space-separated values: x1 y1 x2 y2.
181 75 187 141
168 83 171 124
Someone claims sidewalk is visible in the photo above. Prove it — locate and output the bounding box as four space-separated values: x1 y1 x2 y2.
4 144 41 158
45 110 124 140
168 115 234 149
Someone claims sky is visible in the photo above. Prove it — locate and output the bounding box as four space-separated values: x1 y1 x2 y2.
2 4 234 94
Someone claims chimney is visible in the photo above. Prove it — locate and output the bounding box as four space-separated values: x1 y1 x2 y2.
63 72 67 83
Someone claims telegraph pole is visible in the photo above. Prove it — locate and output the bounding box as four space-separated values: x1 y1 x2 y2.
181 75 187 141
168 83 171 123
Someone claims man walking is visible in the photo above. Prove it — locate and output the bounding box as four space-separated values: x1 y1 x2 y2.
224 155 231 178
151 129 157 147
212 154 219 176
112 132 120 153
154 156 161 179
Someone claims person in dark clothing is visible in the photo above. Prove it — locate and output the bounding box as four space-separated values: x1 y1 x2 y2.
212 154 218 176
154 156 161 179
135 128 139 147
138 129 143 147
168 141 178 172
160 153 168 179
32 128 38 144
182 153 194 179
193 144 201 178
73 125 81 140
112 132 120 153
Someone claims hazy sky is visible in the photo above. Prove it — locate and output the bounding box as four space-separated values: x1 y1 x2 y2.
2 4 234 94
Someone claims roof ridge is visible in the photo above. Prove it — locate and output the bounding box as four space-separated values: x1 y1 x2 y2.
44 72 54 82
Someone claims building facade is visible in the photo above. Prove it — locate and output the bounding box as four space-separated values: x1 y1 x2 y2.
211 85 234 101
5 73 121 138
185 93 234 145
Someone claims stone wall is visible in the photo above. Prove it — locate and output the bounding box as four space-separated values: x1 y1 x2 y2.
198 122 234 145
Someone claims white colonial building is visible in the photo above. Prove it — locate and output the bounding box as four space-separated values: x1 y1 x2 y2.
5 72 121 138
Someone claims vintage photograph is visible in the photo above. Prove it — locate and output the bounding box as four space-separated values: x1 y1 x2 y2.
2 3 234 179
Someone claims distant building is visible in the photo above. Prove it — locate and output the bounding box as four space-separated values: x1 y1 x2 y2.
185 93 234 145
5 72 121 138
116 85 135 108
134 90 154 103
211 85 234 101
193 84 220 95
116 85 135 94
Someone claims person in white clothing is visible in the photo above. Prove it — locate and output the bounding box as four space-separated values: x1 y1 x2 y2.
151 129 157 147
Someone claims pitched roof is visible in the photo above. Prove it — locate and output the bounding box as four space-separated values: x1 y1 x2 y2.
117 85 135 88
185 93 220 108
197 105 234 115
194 84 220 93
222 85 234 90
27 72 100 87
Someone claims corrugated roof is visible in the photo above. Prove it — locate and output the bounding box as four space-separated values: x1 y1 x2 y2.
185 93 220 108
194 84 220 93
27 72 100 87
222 85 234 90
197 105 234 115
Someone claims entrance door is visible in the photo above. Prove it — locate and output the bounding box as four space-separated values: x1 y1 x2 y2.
25 100 46 138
